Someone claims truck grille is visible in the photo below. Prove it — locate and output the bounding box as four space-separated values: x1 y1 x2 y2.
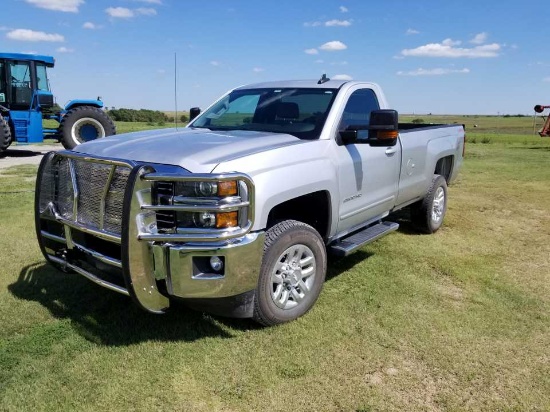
39 156 131 235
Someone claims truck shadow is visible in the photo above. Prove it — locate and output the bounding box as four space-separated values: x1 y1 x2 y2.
11 248 394 345
9 263 243 345
1 148 45 158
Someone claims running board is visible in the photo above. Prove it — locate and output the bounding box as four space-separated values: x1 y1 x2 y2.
329 221 399 257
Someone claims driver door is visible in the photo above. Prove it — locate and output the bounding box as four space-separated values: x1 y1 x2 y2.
335 88 401 233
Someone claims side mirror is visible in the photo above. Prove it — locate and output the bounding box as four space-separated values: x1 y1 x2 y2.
367 109 398 146
338 110 399 146
189 107 201 121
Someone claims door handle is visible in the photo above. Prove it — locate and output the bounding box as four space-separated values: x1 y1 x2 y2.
385 147 397 155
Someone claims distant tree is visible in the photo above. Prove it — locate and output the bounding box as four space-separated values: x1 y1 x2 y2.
107 108 168 123
180 114 189 123
412 118 425 124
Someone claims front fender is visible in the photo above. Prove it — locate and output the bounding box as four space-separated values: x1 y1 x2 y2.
64 99 104 111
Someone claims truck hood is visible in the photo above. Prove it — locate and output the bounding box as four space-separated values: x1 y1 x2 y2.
74 127 308 173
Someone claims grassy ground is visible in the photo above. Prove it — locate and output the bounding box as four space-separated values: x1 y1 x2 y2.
1 122 549 411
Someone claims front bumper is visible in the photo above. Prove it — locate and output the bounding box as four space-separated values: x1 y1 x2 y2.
35 151 263 314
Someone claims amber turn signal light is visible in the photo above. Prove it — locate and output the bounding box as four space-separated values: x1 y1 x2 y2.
218 180 238 196
215 211 238 228
377 130 398 139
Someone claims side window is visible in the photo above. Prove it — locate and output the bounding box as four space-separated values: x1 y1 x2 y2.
36 64 50 91
339 88 380 140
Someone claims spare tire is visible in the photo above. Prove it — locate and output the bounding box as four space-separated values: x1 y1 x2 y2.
0 114 12 155
59 106 116 150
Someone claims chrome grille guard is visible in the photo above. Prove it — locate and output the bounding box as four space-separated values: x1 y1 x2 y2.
35 151 255 313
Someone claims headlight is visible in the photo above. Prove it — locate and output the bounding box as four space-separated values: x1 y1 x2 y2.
154 179 242 231
174 181 238 198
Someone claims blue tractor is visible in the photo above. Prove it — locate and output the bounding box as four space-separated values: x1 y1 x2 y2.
0 52 115 155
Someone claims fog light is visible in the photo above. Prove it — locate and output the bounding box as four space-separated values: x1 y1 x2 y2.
210 256 224 272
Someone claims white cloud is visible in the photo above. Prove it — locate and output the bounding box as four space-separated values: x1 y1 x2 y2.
340 6 348 12
333 74 353 80
106 6 157 18
544 77 550 82
106 7 134 18
82 22 101 29
305 19 352 27
325 19 352 27
397 67 470 76
320 40 347 51
253 67 264 73
210 61 220 66
56 46 74 53
315 59 324 63
136 7 157 15
25 0 83 12
470 32 488 44
442 38 461 46
133 0 162 3
6 29 64 42
406 28 420 35
305 48 319 55
401 39 501 58
330 61 348 66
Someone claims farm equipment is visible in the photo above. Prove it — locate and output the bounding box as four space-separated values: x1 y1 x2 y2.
0 52 115 155
533 104 550 137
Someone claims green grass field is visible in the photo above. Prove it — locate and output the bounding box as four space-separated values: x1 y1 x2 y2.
1 118 549 411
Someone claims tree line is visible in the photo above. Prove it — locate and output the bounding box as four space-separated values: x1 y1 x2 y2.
106 108 188 124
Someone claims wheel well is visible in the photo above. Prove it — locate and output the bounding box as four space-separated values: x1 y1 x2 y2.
266 191 331 240
435 155 453 183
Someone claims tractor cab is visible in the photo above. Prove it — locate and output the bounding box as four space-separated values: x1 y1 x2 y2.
0 52 115 155
0 53 54 112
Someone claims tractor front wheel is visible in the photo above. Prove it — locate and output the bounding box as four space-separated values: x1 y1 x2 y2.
59 106 116 150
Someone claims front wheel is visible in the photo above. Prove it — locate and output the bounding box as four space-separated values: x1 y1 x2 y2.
59 106 116 150
411 174 448 234
253 220 327 326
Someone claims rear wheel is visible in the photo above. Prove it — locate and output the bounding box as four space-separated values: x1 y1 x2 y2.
0 114 12 155
411 174 448 234
59 106 116 150
253 220 327 326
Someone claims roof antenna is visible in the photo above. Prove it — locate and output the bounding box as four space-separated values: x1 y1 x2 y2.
174 52 178 131
317 73 330 84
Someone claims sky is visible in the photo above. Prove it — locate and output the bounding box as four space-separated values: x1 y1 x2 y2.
1 0 548 115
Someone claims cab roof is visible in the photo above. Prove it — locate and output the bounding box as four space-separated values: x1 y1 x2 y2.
234 79 350 90
0 53 54 67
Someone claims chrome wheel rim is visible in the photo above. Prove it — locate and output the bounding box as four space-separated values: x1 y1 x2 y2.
431 187 445 223
271 244 316 310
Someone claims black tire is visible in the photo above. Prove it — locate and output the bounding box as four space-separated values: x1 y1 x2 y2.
411 174 448 234
253 220 327 326
0 114 12 155
59 106 116 150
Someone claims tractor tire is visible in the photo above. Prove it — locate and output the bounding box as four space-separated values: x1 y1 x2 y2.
411 174 448 234
0 114 12 155
253 220 327 326
59 106 116 150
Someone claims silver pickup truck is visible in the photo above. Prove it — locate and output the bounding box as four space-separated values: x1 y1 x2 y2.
35 78 464 325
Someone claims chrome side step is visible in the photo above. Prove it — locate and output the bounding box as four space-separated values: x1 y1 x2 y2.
329 221 399 257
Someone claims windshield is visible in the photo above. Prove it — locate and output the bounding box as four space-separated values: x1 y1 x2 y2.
189 88 338 139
